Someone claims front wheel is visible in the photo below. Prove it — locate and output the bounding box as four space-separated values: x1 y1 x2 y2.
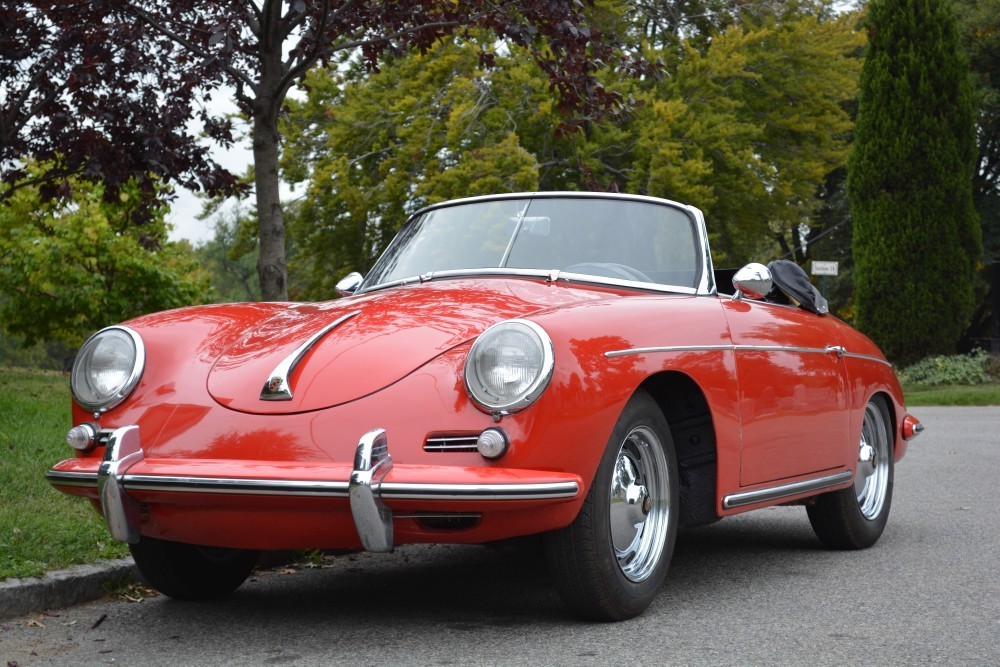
545 390 679 621
129 537 260 600
807 395 894 549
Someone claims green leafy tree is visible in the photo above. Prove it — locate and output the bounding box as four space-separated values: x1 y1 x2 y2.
848 0 982 365
283 7 863 286
0 165 213 345
281 40 554 298
192 203 262 303
632 13 863 266
954 0 1000 348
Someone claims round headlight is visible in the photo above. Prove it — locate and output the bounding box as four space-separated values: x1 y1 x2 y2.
464 320 554 414
71 326 145 413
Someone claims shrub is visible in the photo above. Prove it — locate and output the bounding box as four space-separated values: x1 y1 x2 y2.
986 354 1000 382
898 350 991 386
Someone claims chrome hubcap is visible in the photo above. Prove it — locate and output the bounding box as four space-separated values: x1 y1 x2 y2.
608 426 670 582
854 402 890 520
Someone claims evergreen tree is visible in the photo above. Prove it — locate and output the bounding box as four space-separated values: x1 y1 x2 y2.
848 0 981 365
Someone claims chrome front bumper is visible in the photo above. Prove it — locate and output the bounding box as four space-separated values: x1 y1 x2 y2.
49 425 581 552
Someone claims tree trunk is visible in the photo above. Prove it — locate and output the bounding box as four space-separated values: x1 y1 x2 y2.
253 5 288 302
253 110 287 302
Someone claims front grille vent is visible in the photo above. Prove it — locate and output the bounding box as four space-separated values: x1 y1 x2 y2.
424 434 479 453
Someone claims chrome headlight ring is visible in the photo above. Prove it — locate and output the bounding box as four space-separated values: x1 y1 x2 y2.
464 319 555 415
70 326 145 414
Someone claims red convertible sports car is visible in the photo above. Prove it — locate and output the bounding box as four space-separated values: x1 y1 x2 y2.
48 192 922 620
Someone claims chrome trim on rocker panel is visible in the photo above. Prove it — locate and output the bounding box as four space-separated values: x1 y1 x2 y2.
722 470 852 510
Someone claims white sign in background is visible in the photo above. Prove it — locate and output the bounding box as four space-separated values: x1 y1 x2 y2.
811 261 839 276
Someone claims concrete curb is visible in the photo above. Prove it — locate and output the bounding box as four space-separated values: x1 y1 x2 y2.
0 558 140 621
0 550 295 621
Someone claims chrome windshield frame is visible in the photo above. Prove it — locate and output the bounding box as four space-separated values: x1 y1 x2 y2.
357 192 716 296
357 267 700 297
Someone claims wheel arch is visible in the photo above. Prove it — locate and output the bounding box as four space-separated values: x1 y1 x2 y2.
868 389 902 459
639 371 720 527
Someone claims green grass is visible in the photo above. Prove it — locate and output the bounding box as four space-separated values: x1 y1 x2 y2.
0 368 128 581
902 383 1000 406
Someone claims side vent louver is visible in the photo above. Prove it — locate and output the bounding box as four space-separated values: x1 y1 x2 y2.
423 435 480 453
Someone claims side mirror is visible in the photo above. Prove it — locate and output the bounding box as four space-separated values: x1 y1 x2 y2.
732 263 772 300
335 272 364 297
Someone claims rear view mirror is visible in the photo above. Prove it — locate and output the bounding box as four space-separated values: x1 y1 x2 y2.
732 263 772 300
336 272 364 297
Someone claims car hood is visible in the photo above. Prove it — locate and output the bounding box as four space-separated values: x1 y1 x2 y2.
206 278 604 414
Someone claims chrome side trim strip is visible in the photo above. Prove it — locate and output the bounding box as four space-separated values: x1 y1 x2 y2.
260 310 360 401
607 344 833 358
722 470 852 510
843 351 893 368
606 344 890 367
606 344 734 358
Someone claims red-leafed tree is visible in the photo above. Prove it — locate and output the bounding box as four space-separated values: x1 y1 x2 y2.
0 3 241 226
3 1 645 301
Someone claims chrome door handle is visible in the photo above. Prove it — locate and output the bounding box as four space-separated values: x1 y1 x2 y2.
825 345 846 358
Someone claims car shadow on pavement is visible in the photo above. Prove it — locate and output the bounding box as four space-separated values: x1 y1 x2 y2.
132 506 828 627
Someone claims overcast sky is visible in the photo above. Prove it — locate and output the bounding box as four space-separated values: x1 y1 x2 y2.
166 136 251 244
165 94 252 246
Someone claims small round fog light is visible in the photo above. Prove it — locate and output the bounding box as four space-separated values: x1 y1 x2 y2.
67 423 98 452
476 428 509 460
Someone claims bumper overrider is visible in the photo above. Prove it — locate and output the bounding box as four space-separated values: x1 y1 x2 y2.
47 426 583 552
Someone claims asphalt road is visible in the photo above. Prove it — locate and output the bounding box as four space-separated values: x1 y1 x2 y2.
3 406 998 666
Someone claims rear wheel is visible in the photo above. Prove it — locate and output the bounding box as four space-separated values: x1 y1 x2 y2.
807 396 894 549
129 537 260 600
545 390 679 621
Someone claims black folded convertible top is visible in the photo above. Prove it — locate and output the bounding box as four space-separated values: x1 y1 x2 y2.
767 260 829 315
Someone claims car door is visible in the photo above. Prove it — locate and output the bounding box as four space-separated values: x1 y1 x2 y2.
721 299 850 486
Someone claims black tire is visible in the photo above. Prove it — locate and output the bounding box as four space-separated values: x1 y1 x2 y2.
545 390 679 621
807 395 894 550
129 537 260 600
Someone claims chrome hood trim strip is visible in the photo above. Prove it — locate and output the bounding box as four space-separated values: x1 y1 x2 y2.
260 310 361 401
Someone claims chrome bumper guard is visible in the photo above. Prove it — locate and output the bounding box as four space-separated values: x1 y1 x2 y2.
97 426 144 544
94 425 399 552
348 429 395 552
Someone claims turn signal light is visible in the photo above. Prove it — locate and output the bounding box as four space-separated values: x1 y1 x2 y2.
902 414 924 440
66 423 98 452
476 428 509 459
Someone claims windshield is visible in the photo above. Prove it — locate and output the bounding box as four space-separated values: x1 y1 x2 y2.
362 196 701 290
